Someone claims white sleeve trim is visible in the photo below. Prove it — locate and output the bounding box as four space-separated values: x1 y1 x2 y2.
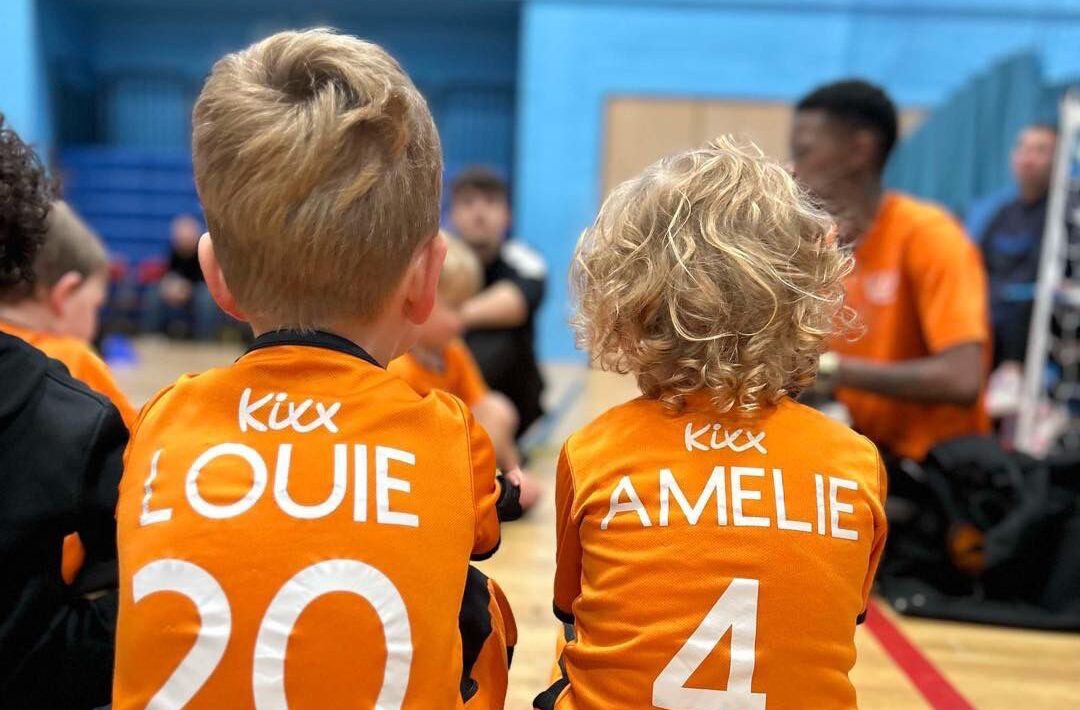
502 240 547 279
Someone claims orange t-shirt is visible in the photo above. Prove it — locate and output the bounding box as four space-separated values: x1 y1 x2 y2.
833 192 991 460
0 321 137 428
551 394 887 710
114 330 501 709
389 340 489 407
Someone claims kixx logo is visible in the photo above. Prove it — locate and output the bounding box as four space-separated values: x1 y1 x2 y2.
684 422 767 454
238 388 341 434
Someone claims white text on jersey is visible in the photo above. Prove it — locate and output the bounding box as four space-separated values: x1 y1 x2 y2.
600 466 859 540
685 422 767 454
139 444 419 527
238 388 341 434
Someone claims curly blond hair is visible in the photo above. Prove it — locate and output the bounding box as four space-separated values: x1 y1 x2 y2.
572 136 852 416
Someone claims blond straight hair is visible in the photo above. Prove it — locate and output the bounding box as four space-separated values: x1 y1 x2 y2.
31 200 108 294
438 233 483 303
572 136 853 416
192 29 442 327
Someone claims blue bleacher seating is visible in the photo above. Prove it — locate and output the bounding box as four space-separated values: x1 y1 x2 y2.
60 148 202 266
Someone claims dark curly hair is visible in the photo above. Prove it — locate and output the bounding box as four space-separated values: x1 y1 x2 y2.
0 115 53 300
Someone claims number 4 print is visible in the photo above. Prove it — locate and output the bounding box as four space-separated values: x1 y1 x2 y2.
653 578 766 710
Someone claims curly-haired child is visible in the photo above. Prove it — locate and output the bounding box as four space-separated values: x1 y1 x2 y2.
537 137 887 710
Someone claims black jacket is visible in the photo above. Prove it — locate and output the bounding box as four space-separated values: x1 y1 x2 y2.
0 332 127 709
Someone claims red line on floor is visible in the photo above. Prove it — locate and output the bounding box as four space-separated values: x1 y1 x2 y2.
864 601 977 710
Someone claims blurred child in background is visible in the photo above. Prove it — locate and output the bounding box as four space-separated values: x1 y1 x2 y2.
450 168 547 437
390 234 540 517
0 200 137 428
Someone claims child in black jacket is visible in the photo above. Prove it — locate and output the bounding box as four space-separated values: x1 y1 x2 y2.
0 115 127 709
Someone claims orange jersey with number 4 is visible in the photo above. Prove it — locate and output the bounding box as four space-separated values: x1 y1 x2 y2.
114 331 501 709
551 394 886 710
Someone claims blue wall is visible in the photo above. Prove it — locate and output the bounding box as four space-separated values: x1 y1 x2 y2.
35 0 520 278
0 0 50 150
518 0 1080 360
23 0 1080 361
51 4 519 155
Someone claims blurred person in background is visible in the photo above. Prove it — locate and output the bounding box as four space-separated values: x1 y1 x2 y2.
139 213 220 339
0 200 137 428
450 167 547 437
791 79 991 465
978 124 1058 413
390 234 541 517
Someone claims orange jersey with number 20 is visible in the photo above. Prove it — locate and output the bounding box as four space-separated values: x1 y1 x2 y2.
114 331 501 709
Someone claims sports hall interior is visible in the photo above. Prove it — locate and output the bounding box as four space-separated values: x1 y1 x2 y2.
3 1 1079 708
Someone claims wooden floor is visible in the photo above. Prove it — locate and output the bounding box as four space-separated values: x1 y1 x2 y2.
115 338 1080 710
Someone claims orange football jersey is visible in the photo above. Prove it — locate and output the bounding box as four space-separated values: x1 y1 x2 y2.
549 394 887 710
389 340 489 407
0 321 137 428
114 330 502 709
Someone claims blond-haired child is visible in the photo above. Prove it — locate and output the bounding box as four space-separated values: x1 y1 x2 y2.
114 29 512 708
538 138 887 710
390 234 540 517
0 200 136 427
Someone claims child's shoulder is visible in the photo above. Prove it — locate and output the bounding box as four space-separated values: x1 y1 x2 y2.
25 330 86 366
565 395 879 467
35 334 114 389
136 359 473 437
64 337 113 375
128 366 223 435
564 395 665 455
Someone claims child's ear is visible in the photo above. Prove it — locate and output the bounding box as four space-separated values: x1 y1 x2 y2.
404 231 447 326
47 271 85 317
198 233 245 321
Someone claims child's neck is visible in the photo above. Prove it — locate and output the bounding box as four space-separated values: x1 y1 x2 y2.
0 300 55 334
249 314 409 368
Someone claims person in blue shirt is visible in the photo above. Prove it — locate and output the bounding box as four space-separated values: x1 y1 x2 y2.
980 123 1057 370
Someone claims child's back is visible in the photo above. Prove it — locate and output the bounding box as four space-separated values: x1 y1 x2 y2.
553 395 883 709
116 330 499 707
2 320 135 585
0 200 137 427
543 138 886 710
